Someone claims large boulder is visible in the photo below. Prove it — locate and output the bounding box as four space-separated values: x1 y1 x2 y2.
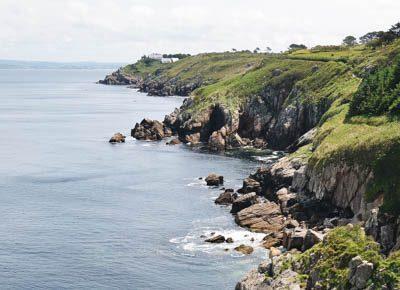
283 228 307 251
215 190 237 205
302 229 324 251
239 178 261 195
109 132 126 143
348 256 374 289
205 235 225 243
184 133 201 144
234 244 254 255
208 130 226 151
276 187 297 214
235 202 285 233
231 192 260 214
205 173 224 186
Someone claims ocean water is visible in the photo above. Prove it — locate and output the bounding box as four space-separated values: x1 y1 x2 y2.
0 69 266 289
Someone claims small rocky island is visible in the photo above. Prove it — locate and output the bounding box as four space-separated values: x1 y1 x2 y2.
104 23 400 289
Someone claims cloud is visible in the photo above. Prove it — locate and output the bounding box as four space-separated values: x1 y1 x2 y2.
1 0 399 62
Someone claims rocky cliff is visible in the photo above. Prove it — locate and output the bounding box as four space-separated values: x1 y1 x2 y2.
103 40 400 289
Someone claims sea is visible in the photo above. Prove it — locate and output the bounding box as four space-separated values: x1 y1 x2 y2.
0 69 269 289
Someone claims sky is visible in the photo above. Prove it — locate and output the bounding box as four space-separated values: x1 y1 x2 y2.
1 0 400 63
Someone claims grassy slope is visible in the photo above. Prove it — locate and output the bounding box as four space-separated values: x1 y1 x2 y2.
307 41 400 214
121 43 400 213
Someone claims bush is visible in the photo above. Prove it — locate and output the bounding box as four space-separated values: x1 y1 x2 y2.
349 55 400 116
295 226 400 289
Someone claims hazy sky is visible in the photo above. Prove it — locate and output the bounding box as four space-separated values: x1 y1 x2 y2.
1 0 399 62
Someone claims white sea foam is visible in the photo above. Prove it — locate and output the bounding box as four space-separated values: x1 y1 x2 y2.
170 227 267 257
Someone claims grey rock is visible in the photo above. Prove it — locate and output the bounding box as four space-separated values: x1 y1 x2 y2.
348 256 373 289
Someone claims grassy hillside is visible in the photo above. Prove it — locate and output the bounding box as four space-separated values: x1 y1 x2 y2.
121 40 400 214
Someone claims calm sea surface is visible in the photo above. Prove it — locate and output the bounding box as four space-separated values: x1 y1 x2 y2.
0 69 266 289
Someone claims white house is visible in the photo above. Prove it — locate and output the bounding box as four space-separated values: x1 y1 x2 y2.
161 57 179 63
148 53 163 60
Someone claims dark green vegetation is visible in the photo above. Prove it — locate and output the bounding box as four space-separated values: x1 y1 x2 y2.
350 54 400 116
119 23 400 215
289 226 400 289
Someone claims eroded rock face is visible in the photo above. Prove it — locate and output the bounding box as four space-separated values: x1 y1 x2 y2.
306 163 373 218
235 269 268 290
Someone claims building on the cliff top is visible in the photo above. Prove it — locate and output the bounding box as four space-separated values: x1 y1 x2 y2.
161 57 179 63
148 53 163 60
148 53 179 63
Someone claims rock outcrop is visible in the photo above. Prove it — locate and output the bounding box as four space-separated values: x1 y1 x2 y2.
131 118 172 141
109 132 126 143
99 69 140 85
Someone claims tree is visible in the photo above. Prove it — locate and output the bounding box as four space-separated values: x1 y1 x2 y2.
253 47 260 53
343 35 357 46
232 48 237 52
389 22 400 37
359 31 384 44
288 44 307 51
265 47 272 53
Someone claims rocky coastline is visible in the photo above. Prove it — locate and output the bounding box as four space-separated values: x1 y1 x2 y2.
98 68 202 96
104 50 400 288
110 109 400 289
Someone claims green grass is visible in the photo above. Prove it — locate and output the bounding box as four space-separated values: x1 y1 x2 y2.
293 226 400 289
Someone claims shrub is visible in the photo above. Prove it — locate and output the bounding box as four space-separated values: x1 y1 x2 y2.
349 54 400 116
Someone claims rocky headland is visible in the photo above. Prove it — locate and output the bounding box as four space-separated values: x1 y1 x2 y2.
104 29 400 289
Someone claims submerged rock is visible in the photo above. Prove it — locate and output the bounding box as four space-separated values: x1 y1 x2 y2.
234 244 254 255
109 132 126 143
226 237 234 243
205 173 224 186
205 235 225 243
